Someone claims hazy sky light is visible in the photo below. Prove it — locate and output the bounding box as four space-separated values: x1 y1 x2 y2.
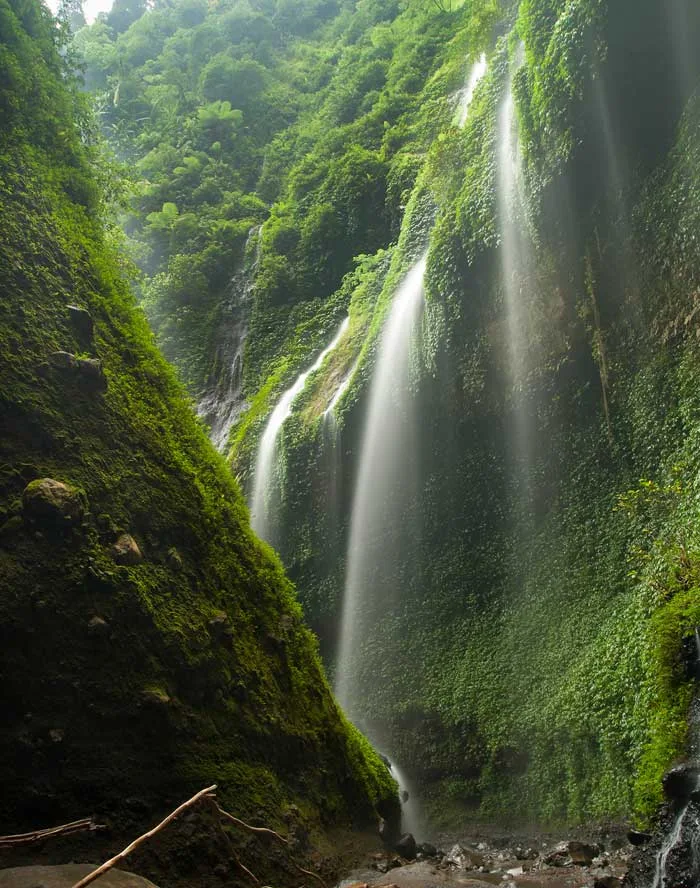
45 0 114 25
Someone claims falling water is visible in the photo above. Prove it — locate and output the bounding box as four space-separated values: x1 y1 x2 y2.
390 760 423 839
198 226 261 451
652 801 693 888
250 317 349 543
335 256 426 710
496 51 536 504
333 55 487 836
455 52 487 127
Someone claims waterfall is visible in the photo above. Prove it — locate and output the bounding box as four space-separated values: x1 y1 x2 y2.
455 52 487 127
335 255 427 710
652 802 691 888
198 226 261 452
390 760 422 838
333 54 486 838
250 317 349 543
496 50 535 503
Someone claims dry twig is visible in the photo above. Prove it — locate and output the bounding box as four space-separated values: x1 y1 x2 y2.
69 785 217 888
0 818 105 848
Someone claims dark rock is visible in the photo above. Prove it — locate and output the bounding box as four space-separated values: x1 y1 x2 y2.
22 478 85 527
400 790 409 803
49 350 77 369
567 841 600 866
514 846 538 860
593 878 621 888
112 533 143 565
662 763 700 802
379 753 391 769
67 304 94 342
395 833 417 860
417 842 437 857
627 830 652 847
543 843 570 867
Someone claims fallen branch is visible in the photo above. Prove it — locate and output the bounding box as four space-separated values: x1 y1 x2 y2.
291 861 328 888
69 785 217 888
0 818 105 848
213 802 288 845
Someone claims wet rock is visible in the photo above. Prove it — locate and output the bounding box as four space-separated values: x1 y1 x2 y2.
567 840 600 866
543 843 571 866
662 763 699 802
417 842 437 857
395 833 417 860
514 846 537 860
67 304 94 342
627 830 652 847
22 478 85 527
112 533 143 565
446 844 483 869
594 877 622 888
379 753 391 768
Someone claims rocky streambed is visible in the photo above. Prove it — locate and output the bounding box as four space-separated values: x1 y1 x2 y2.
338 829 633 888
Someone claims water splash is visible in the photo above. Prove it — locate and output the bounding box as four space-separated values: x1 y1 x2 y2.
250 317 349 543
455 52 487 127
198 226 261 452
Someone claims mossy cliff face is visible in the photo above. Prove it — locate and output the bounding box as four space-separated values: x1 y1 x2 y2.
0 0 396 877
230 0 700 828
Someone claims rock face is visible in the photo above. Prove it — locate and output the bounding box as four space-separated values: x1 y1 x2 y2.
112 532 143 565
662 763 699 801
0 865 158 888
22 478 85 527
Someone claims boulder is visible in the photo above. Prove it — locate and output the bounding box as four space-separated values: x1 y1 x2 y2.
662 763 699 802
627 830 652 847
445 843 483 869
48 350 77 369
593 878 622 888
22 478 85 527
567 840 600 866
417 842 437 857
112 533 143 565
76 357 107 390
395 833 417 860
67 304 94 341
0 865 159 887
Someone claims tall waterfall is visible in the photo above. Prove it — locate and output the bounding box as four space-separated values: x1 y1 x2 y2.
335 255 427 710
250 317 349 543
496 52 535 501
198 226 261 452
334 54 487 836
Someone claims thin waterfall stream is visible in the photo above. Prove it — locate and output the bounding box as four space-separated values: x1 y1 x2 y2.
250 316 349 543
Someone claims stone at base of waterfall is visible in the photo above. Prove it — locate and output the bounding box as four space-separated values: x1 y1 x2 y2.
445 843 484 869
543 840 599 867
395 834 417 860
416 842 437 857
0 865 159 888
662 763 700 801
374 864 492 888
593 876 622 888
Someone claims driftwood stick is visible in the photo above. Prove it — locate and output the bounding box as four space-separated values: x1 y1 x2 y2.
0 819 105 848
214 802 288 845
291 862 328 888
69 785 217 888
